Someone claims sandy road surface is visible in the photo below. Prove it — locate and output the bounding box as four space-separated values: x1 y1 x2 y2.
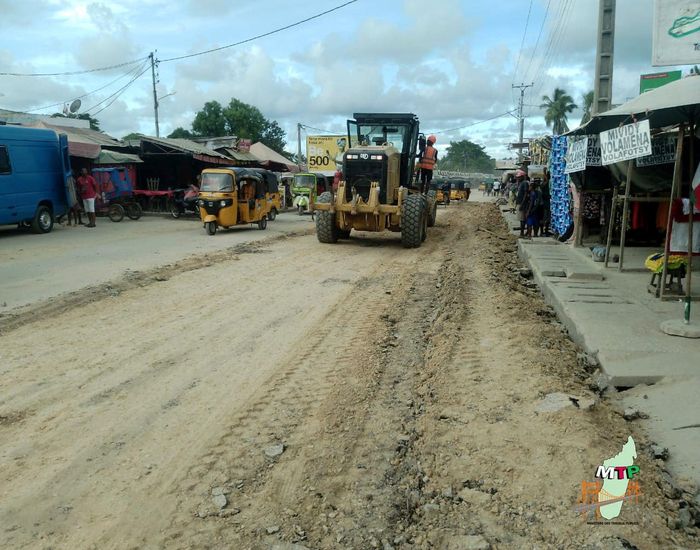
0 203 696 549
0 212 312 311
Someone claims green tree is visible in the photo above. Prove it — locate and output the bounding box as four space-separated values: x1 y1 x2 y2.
261 120 287 154
51 112 101 131
223 98 267 140
441 139 495 172
192 100 227 136
168 127 194 139
540 88 578 134
121 132 144 141
580 90 594 126
188 98 287 153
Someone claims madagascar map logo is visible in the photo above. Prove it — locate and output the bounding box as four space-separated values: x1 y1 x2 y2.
574 436 642 521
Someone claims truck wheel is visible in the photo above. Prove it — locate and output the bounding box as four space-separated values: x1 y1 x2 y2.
315 192 338 243
427 190 437 227
258 216 267 230
31 205 53 234
108 204 125 222
127 203 142 220
268 208 277 221
205 221 217 235
401 194 426 248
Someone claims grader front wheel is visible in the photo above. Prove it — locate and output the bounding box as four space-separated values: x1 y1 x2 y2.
401 194 427 248
315 192 338 243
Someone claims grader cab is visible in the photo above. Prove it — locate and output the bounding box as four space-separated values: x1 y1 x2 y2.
313 113 437 248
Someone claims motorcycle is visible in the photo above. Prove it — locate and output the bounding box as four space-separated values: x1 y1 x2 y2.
171 184 200 218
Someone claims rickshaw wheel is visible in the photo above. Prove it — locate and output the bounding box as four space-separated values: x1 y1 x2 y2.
205 221 217 235
297 205 304 216
268 208 277 221
127 203 142 220
108 204 125 222
258 216 267 230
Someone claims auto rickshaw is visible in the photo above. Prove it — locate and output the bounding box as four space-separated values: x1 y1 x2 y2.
198 167 269 235
449 179 468 201
292 172 328 215
432 178 450 205
251 168 282 220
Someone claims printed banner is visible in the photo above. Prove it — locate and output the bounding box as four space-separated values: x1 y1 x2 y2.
586 135 602 166
306 135 348 172
636 136 678 167
652 0 700 66
600 120 652 166
565 137 588 174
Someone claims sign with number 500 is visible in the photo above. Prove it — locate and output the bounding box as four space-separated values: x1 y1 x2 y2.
306 135 347 172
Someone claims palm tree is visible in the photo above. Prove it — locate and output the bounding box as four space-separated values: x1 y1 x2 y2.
580 91 594 125
540 88 578 135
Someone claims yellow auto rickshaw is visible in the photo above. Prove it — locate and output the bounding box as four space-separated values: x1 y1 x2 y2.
251 168 282 220
199 167 269 235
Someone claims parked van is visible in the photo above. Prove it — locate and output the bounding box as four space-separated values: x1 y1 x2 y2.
0 125 73 233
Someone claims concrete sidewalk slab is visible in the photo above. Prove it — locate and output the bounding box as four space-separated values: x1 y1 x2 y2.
620 378 700 487
497 203 700 492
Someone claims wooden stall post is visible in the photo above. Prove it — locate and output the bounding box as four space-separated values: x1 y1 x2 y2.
618 161 634 271
604 186 618 267
660 125 685 301
685 122 695 322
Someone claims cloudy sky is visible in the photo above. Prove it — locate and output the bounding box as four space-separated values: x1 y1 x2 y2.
0 0 692 158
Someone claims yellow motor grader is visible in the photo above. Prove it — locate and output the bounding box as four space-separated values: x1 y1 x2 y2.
313 113 436 248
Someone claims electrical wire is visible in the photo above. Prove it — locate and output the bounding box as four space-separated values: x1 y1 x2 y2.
523 0 551 83
86 62 152 116
24 61 151 113
158 0 358 63
300 123 342 135
425 110 517 135
512 0 534 84
0 56 149 77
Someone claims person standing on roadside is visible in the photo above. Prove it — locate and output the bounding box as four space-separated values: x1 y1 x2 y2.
77 167 99 228
515 169 529 237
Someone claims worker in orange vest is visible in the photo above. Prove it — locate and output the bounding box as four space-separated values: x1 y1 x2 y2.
417 134 438 193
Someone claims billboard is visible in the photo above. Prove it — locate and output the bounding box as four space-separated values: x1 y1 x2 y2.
652 0 700 66
640 70 683 93
306 135 348 172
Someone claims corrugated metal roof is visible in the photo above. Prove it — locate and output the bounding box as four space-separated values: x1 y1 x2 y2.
218 147 260 162
139 136 230 159
95 150 143 164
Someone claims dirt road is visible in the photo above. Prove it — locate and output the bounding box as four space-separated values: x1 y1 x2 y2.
0 213 312 311
0 203 695 549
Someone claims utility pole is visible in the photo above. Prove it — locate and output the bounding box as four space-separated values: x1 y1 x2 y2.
593 0 616 115
512 82 533 161
150 52 160 137
297 123 302 167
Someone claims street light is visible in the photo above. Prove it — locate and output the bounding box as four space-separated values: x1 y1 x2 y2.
158 91 176 102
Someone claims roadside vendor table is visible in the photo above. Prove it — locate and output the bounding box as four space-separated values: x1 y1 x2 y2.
133 189 175 213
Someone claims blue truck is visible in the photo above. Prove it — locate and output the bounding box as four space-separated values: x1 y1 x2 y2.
0 125 73 233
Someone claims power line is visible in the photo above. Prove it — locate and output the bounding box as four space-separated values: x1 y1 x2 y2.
24 62 151 113
158 0 359 63
0 57 149 78
512 0 535 84
523 0 551 83
86 62 152 116
300 123 342 135
426 110 517 135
